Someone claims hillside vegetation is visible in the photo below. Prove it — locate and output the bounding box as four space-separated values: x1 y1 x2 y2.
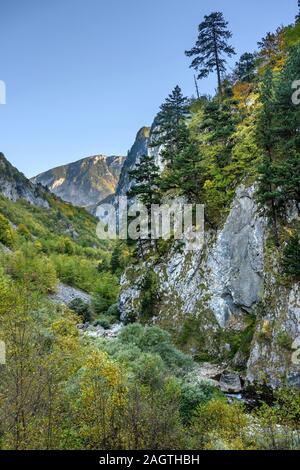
1 6 300 451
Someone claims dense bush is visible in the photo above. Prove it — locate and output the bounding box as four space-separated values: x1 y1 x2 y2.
92 272 119 314
51 254 98 292
68 298 92 323
282 235 300 279
6 249 57 294
0 213 15 248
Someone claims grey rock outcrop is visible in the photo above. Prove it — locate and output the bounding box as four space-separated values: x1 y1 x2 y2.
115 127 150 198
119 185 265 329
206 185 265 327
220 372 242 393
49 282 91 306
247 283 300 389
0 152 49 208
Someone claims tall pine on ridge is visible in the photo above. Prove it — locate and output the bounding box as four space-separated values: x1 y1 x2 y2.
185 12 235 94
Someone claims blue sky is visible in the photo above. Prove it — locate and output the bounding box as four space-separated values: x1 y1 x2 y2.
0 0 297 177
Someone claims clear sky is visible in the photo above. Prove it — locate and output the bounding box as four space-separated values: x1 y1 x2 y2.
0 0 297 177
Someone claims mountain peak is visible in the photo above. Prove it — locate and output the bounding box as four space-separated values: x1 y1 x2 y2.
31 154 126 208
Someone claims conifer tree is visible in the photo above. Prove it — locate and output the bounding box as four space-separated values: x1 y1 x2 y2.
282 235 300 279
199 98 238 167
271 44 300 206
151 86 190 168
233 53 257 83
256 69 281 246
172 138 203 202
257 27 285 69
127 154 161 255
185 12 236 93
127 154 161 210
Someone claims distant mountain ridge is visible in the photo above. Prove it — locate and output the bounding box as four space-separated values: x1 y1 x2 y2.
31 154 126 208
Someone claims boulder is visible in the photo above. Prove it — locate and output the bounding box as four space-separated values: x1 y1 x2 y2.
219 371 242 393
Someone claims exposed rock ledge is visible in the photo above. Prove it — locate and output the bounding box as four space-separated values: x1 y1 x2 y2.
49 282 91 305
119 185 265 329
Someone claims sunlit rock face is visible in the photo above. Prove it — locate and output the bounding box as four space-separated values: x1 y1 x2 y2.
205 185 265 327
31 154 125 208
114 127 151 198
119 184 265 328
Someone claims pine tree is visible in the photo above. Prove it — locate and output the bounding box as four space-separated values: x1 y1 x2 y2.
151 86 190 168
256 69 282 246
185 12 236 93
233 53 257 83
127 154 161 210
173 138 203 202
127 154 161 255
270 44 300 206
257 27 285 69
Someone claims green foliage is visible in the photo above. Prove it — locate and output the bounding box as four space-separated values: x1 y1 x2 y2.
282 234 300 279
0 213 15 247
150 86 204 202
257 27 286 71
92 272 119 314
233 52 257 83
16 223 31 240
68 298 92 323
151 86 190 167
140 270 160 319
6 248 57 294
1 8 300 452
179 382 222 424
110 241 128 275
51 254 98 292
116 324 193 374
254 387 300 450
191 398 251 450
128 154 161 208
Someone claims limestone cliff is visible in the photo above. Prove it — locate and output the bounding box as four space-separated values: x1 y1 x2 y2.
119 180 300 389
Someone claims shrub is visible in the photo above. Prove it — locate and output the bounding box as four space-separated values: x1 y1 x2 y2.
7 250 57 294
180 382 222 424
51 254 98 292
0 213 14 248
68 298 92 323
282 235 300 280
118 324 193 374
16 224 31 240
93 317 111 330
191 398 250 450
106 303 120 320
92 273 119 314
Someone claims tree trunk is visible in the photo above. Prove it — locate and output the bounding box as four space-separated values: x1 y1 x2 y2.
194 75 200 99
212 27 222 95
